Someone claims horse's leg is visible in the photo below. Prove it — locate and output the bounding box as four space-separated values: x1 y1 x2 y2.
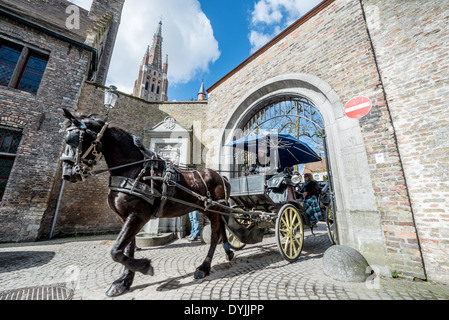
219 217 235 261
194 212 221 279
110 213 154 276
106 238 137 297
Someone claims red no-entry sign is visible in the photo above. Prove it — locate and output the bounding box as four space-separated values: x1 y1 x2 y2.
344 96 372 119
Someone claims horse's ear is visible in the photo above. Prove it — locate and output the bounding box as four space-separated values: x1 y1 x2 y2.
62 108 82 127
63 108 76 121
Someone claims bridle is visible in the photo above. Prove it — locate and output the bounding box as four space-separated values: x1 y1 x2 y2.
61 119 109 181
61 117 162 180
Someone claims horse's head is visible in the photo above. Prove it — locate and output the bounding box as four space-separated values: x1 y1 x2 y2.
61 108 107 183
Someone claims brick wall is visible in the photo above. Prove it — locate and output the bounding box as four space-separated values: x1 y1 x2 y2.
205 0 429 280
47 82 208 238
0 0 125 242
0 15 91 242
364 0 449 283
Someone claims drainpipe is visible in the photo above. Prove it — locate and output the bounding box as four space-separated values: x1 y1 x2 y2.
50 180 66 240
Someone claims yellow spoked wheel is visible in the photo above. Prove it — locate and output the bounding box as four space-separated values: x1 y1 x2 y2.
225 212 250 251
275 204 304 262
226 229 246 250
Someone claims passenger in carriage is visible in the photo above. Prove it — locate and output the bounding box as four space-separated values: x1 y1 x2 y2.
300 173 323 224
300 173 321 199
248 146 278 176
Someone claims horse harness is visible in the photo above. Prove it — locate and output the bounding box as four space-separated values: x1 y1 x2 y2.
62 119 230 218
109 158 232 218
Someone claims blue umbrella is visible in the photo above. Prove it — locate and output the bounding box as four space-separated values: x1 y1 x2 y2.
226 133 322 167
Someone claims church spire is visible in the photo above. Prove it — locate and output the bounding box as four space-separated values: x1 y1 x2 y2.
142 45 150 65
147 20 163 70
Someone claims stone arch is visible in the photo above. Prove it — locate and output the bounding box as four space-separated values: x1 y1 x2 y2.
217 73 389 270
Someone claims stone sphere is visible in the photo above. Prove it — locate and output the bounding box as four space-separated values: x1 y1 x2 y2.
323 245 370 282
201 224 212 244
201 224 222 244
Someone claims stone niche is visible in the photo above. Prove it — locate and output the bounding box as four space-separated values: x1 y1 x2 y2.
140 117 192 242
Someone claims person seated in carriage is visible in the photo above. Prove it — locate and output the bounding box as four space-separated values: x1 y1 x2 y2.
248 146 278 176
298 173 323 224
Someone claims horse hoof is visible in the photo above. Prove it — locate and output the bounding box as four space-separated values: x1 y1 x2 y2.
142 262 154 276
226 251 235 261
194 268 210 279
106 283 130 297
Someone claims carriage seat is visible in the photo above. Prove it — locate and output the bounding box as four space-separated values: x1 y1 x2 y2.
266 171 296 204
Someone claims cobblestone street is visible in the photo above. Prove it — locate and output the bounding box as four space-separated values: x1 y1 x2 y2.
1 223 449 301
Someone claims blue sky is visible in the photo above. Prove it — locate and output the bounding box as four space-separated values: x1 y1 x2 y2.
70 0 322 101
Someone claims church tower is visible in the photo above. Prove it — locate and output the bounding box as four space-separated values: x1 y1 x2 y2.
198 80 207 101
133 21 169 102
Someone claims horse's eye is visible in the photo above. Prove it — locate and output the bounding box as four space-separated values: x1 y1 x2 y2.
65 131 80 147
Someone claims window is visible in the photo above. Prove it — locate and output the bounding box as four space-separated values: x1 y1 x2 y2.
0 39 49 94
0 127 22 201
0 44 22 86
151 84 155 93
16 53 48 93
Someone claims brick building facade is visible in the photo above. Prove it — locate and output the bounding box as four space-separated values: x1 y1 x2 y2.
0 0 124 242
204 0 449 283
365 0 449 284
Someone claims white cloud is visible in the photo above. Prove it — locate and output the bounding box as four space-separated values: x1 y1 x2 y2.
105 0 220 95
252 0 283 25
249 0 323 53
249 30 274 52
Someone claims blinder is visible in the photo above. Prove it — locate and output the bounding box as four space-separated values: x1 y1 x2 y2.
60 120 108 179
65 128 80 147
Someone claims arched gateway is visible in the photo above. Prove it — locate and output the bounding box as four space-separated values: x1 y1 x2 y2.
216 74 390 273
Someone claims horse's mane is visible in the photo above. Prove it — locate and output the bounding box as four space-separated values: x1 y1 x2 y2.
129 132 156 159
73 113 158 159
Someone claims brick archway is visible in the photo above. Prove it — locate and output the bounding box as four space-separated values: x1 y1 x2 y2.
217 73 391 275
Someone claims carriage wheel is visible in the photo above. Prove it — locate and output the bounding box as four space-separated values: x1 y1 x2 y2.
226 229 246 250
275 204 304 262
326 203 338 245
225 212 250 251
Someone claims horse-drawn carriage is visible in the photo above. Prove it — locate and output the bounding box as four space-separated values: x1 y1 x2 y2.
220 132 337 262
222 171 336 262
60 108 337 297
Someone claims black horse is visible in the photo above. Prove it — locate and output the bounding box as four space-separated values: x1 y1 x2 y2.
61 108 233 297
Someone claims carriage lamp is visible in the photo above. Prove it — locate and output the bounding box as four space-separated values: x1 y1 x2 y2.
291 174 302 185
104 85 119 110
